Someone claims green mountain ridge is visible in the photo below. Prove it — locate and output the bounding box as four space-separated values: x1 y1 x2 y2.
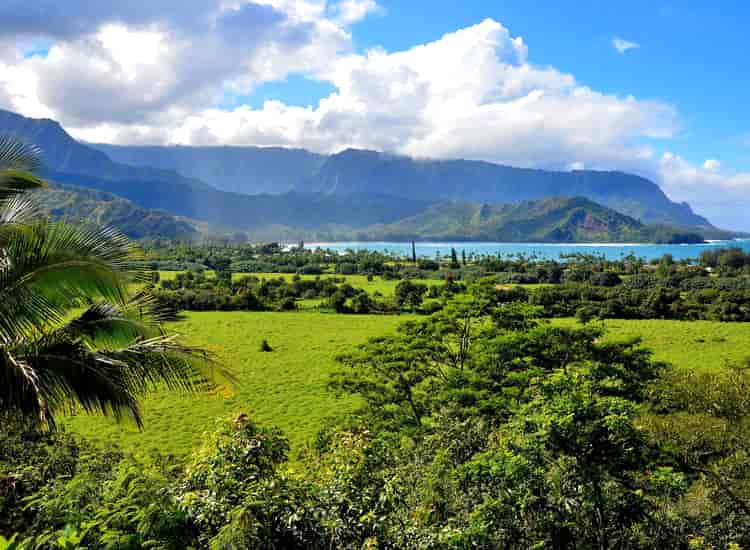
92 143 326 195
94 140 714 230
36 184 198 240
26 186 744 244
0 109 211 192
362 197 703 243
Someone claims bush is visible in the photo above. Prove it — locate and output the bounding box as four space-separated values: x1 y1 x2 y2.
589 271 622 287
297 264 323 275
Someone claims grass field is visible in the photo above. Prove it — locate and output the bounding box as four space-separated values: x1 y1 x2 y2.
64 312 405 460
554 318 750 372
64 311 750 462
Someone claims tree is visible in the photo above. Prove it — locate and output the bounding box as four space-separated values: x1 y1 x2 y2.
0 136 218 429
450 247 460 269
328 296 676 548
394 280 428 311
333 326 446 427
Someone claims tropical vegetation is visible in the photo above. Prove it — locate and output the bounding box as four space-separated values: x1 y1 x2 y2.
0 135 214 430
3 133 750 548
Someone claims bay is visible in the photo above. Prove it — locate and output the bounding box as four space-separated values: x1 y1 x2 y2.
306 240 750 262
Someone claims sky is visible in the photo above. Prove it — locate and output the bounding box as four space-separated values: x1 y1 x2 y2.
0 1 749 229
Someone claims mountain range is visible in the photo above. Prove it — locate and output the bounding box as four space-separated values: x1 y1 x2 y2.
0 108 730 242
95 140 709 229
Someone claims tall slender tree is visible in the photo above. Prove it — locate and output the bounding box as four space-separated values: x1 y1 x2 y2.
0 136 220 429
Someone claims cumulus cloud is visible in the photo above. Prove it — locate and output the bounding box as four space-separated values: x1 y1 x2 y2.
613 37 639 54
703 159 721 171
659 153 750 230
64 19 676 173
0 1 354 125
332 0 380 24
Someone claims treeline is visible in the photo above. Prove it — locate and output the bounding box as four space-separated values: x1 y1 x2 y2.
153 271 464 314
5 288 750 548
145 240 535 278
152 263 750 323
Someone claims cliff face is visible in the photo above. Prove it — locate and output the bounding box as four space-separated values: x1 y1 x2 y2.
299 149 711 228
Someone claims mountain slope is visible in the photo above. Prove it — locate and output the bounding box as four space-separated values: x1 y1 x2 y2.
363 197 700 243
0 110 426 229
93 143 325 194
37 185 198 240
0 109 212 191
299 149 711 228
46 169 429 230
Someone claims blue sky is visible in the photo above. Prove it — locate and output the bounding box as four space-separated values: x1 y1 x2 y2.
0 0 748 228
343 1 750 172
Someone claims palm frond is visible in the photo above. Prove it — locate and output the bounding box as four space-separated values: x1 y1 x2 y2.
59 302 157 348
0 193 43 226
4 334 219 429
0 220 147 342
0 348 44 422
0 136 228 430
0 136 42 172
0 170 47 199
56 293 182 348
6 340 140 429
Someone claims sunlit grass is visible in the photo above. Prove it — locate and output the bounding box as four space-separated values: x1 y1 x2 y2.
64 308 750 463
64 311 405 460
554 318 750 372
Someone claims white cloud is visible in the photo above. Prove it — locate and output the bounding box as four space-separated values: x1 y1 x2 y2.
659 153 750 230
332 0 380 24
703 159 721 171
63 19 675 171
0 1 357 126
613 37 639 54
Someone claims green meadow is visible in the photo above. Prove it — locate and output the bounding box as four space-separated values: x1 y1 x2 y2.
64 312 405 460
565 318 750 372
64 312 750 461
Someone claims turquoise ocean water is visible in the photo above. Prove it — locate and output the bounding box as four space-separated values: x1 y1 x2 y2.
306 240 750 262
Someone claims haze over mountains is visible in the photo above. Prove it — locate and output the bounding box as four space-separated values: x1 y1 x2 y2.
0 108 728 242
96 140 709 229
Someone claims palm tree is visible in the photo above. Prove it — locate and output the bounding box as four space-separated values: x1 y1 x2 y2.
0 136 219 429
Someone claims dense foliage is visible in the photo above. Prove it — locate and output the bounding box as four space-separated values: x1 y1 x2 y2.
145 243 750 322
4 286 750 548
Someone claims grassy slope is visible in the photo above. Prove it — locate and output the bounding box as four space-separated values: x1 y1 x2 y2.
64 312 750 462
